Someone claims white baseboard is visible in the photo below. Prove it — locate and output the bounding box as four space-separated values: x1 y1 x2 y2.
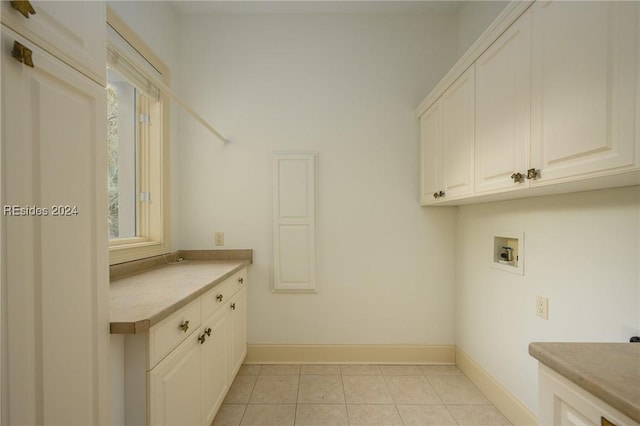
246 344 456 365
456 347 537 426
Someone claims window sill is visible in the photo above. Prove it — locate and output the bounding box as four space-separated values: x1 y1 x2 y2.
109 240 170 265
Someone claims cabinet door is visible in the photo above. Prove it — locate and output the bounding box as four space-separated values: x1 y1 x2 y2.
1 0 106 84
1 27 109 426
419 102 441 204
229 287 247 378
149 332 203 426
475 10 531 194
441 65 475 198
538 365 639 426
202 309 229 425
531 1 639 183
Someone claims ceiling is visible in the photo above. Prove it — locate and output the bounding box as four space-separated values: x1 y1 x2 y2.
169 1 465 15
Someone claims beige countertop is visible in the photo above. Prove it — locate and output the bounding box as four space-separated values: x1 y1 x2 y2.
110 259 250 334
529 342 640 423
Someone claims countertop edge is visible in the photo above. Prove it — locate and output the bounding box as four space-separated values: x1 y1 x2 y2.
110 259 250 334
529 342 640 424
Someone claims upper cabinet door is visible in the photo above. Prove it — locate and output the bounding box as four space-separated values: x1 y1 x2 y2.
440 65 475 198
475 9 531 194
530 1 639 184
1 0 106 84
419 102 442 204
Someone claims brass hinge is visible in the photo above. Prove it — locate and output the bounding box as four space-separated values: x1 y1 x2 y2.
10 1 36 19
11 41 34 68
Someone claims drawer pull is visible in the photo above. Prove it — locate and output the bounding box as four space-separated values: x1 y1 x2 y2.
230 303 236 311
238 277 244 284
198 334 206 344
205 327 212 337
216 294 223 302
179 320 190 333
10 1 36 19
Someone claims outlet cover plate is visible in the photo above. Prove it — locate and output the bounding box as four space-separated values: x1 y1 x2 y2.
536 296 548 320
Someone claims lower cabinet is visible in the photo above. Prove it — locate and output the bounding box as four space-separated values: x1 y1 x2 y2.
123 268 247 426
202 307 231 425
229 287 247 378
149 333 203 426
538 365 639 426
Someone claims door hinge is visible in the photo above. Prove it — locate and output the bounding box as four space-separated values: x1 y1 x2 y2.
139 192 151 203
139 113 150 124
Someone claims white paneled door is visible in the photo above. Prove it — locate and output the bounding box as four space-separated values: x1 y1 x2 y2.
272 153 317 292
2 27 109 425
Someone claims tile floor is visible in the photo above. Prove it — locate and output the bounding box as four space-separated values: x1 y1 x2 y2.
212 364 512 426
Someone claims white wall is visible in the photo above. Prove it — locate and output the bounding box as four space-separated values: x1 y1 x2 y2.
456 1 508 58
455 186 640 414
175 12 459 345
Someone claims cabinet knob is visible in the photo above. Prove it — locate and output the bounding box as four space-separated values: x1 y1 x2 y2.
526 168 540 180
11 41 34 68
216 294 223 302
230 303 236 311
179 320 190 333
433 192 439 199
432 191 445 199
205 327 212 337
198 334 206 344
510 172 524 183
10 1 36 19
238 277 244 284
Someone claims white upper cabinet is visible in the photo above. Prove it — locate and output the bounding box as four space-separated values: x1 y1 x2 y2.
441 65 475 199
1 0 106 84
420 65 475 205
420 102 442 204
475 9 531 194
530 0 639 184
417 1 639 206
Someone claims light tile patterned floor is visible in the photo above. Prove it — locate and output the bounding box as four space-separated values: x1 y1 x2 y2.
212 364 512 426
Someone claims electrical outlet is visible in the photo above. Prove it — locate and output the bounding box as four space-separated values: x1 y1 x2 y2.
536 296 548 320
214 232 224 246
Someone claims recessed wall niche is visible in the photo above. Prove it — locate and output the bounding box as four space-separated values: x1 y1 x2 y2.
492 231 524 275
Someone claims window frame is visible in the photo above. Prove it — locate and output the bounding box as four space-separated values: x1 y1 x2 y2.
107 7 170 265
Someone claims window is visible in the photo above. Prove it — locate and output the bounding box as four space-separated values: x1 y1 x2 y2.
107 8 170 264
107 68 138 239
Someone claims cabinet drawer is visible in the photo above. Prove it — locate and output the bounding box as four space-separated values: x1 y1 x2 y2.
149 299 201 368
230 268 247 295
1 0 106 84
201 269 247 320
